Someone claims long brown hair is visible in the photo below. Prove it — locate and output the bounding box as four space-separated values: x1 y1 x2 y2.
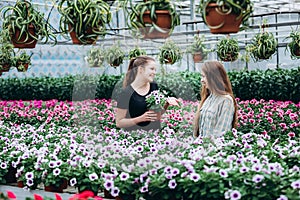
122 56 155 88
193 61 238 136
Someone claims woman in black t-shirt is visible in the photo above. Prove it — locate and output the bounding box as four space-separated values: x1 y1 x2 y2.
116 56 172 132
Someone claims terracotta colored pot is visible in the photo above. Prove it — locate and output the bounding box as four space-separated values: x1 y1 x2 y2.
141 10 172 39
17 181 24 188
68 24 99 45
193 52 204 63
17 63 29 72
104 189 114 199
205 3 242 34
0 64 11 72
11 24 37 48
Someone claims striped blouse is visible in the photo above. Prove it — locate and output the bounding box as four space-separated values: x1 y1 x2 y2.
198 93 235 137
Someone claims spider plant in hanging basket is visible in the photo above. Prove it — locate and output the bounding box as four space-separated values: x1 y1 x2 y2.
216 37 240 62
127 0 180 39
105 42 125 67
246 31 277 62
284 29 300 59
0 30 15 72
1 0 57 48
85 47 106 67
158 39 182 65
128 46 147 60
187 35 210 63
58 0 112 44
14 50 33 72
198 0 253 34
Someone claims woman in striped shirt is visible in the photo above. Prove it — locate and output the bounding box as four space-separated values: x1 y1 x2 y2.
193 61 238 138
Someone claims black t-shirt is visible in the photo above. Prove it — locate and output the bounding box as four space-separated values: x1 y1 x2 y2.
117 82 161 132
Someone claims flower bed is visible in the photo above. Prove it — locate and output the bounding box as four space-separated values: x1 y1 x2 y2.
0 99 299 199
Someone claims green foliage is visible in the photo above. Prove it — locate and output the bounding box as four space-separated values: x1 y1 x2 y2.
86 47 106 67
128 46 147 60
58 0 112 44
187 35 210 59
1 0 56 45
217 37 240 62
105 42 125 67
0 30 15 67
0 68 299 102
285 29 300 59
158 40 182 65
246 31 277 61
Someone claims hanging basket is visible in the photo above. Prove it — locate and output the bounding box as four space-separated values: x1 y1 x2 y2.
11 24 38 48
141 10 172 39
193 52 204 63
204 3 242 34
68 24 98 45
0 63 11 72
16 63 30 72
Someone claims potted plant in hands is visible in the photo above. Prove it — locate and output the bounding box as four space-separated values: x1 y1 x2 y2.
0 30 15 73
198 0 254 34
105 42 125 67
58 0 112 45
158 39 182 65
127 0 180 39
284 29 300 59
1 0 57 48
187 35 210 63
85 47 106 68
128 46 147 60
217 37 240 62
14 50 33 72
246 28 277 61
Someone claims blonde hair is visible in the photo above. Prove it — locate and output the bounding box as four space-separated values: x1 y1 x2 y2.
123 56 155 88
193 61 238 137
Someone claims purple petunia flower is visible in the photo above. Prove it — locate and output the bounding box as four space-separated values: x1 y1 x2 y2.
25 172 34 180
291 180 300 189
219 169 228 178
189 173 200 182
230 190 241 200
70 178 77 186
89 173 98 181
104 180 114 190
53 168 61 176
111 187 120 197
120 172 129 181
168 179 177 189
252 174 264 183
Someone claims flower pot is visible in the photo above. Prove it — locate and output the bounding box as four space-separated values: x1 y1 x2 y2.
11 24 38 48
0 63 11 72
16 63 29 72
193 52 204 63
292 47 300 57
104 189 114 199
44 179 68 193
17 181 24 188
141 10 172 39
4 166 17 184
68 24 99 45
205 3 242 34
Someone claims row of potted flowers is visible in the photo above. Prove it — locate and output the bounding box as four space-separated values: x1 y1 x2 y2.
0 120 299 199
0 98 298 140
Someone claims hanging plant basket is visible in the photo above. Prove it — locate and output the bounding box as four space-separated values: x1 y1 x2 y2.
16 63 30 72
204 3 242 34
68 24 99 45
193 52 204 63
11 24 38 48
0 63 11 72
141 10 172 39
